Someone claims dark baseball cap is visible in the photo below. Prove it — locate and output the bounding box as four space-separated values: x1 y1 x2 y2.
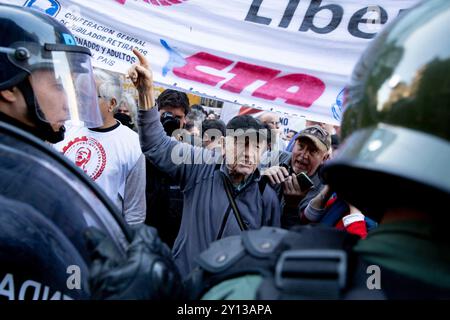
296 125 332 152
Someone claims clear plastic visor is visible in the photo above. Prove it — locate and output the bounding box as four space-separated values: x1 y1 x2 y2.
6 43 103 128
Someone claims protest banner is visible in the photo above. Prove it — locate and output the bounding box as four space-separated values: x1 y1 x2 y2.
2 0 420 124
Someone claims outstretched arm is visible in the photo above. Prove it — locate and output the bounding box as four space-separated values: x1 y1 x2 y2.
129 49 215 187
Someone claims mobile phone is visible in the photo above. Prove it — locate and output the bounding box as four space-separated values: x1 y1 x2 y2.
296 172 314 191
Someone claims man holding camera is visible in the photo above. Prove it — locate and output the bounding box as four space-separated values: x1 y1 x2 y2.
145 89 190 248
263 125 331 229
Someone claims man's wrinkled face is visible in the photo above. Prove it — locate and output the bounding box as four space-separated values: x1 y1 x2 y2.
224 134 267 177
291 137 328 176
30 70 70 132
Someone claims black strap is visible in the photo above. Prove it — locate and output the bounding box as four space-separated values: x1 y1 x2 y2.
216 178 268 238
269 249 347 299
221 172 248 232
216 204 232 240
214 165 266 239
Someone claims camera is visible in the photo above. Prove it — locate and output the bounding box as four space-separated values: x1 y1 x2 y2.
160 111 180 136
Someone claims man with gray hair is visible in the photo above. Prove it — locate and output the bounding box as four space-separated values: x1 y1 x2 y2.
54 68 146 225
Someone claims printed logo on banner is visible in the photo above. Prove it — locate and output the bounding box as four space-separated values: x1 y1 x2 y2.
331 88 345 122
23 0 61 17
116 0 187 6
161 39 186 77
160 39 326 109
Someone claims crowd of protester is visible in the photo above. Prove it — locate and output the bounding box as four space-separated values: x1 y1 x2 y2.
54 65 365 275
1 1 449 300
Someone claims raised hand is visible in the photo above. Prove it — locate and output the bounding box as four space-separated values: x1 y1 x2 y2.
128 48 155 110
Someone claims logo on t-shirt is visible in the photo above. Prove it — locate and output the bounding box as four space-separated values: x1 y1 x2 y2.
62 136 106 181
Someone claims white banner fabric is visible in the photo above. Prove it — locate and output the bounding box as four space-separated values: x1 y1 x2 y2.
2 0 420 124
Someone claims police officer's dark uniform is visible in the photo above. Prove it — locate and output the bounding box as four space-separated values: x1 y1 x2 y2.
0 4 182 300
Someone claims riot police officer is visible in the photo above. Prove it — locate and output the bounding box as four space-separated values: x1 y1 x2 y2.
0 4 182 300
0 5 103 142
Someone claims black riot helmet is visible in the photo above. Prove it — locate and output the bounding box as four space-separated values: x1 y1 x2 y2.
0 4 102 143
321 0 450 221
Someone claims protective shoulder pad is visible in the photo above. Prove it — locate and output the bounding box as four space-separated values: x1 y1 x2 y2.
196 236 245 273
242 227 288 258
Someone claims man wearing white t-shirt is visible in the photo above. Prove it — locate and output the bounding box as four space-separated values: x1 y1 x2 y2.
55 69 146 225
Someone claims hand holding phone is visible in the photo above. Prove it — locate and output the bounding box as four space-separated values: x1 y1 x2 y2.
283 172 313 198
296 172 314 191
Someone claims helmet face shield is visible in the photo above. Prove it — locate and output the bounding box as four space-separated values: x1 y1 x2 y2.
323 0 450 219
6 42 103 128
